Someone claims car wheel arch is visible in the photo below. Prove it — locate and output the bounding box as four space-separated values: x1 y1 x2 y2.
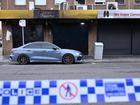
17 54 30 64
62 53 75 64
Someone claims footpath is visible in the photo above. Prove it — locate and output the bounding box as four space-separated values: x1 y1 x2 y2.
1 47 140 64
83 56 140 63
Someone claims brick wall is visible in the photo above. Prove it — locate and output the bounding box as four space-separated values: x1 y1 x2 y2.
1 0 140 10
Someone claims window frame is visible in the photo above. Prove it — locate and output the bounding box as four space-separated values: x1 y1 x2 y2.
76 0 86 4
55 0 66 5
15 0 26 5
115 0 125 5
35 0 47 6
23 43 42 49
94 0 106 5
134 0 140 5
41 43 60 49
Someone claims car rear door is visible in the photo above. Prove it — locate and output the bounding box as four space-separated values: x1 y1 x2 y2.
24 43 46 61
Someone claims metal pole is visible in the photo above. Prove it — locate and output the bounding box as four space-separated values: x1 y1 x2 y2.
22 27 25 45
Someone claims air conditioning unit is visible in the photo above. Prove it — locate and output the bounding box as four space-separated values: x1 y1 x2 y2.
107 2 118 10
76 4 87 10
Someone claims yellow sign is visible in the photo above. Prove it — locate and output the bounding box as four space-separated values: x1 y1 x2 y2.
60 10 97 19
0 10 33 19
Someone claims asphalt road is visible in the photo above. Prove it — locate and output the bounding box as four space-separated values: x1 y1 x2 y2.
0 62 140 105
0 62 140 80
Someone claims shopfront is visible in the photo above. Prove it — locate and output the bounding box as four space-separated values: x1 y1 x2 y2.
98 10 140 55
51 10 97 55
1 10 97 56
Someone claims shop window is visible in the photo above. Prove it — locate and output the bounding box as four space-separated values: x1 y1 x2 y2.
15 0 26 5
115 0 124 5
76 0 85 4
135 0 140 4
35 0 46 5
95 0 106 5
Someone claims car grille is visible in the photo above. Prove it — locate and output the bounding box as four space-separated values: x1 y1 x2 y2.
77 56 83 60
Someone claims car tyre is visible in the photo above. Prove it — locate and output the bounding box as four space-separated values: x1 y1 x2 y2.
17 54 30 65
62 54 75 64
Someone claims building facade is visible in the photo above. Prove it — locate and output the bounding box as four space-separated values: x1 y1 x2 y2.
1 0 140 56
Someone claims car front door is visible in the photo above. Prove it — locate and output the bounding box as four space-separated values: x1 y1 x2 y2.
41 43 62 62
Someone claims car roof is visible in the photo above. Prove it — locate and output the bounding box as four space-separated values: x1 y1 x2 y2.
20 41 61 49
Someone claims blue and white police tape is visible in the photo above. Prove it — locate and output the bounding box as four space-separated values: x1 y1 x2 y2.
0 78 140 105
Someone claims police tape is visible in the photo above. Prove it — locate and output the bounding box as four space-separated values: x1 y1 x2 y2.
0 78 140 105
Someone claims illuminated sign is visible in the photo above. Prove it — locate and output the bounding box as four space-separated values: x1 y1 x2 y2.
98 10 140 18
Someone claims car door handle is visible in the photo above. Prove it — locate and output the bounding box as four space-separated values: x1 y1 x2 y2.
27 50 31 51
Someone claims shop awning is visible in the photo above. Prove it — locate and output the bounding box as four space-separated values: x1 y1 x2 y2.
60 10 97 19
0 10 97 19
0 10 33 19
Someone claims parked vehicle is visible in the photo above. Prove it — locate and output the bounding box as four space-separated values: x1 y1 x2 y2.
9 42 83 64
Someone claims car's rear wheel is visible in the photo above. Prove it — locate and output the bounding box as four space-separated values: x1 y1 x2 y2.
62 54 75 64
17 54 30 65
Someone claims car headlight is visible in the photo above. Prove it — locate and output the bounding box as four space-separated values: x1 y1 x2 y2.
76 52 81 56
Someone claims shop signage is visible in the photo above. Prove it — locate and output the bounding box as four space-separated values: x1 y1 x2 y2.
98 10 140 19
34 10 59 18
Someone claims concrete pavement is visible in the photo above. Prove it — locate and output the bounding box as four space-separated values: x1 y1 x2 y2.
0 47 3 62
0 47 9 63
84 55 140 63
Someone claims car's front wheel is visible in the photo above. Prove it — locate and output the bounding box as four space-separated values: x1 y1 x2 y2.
62 54 75 64
17 54 30 65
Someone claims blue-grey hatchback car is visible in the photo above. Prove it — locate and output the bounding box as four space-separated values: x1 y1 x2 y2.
9 42 83 64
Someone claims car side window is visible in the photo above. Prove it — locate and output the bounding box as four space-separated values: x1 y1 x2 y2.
41 43 56 49
23 43 41 49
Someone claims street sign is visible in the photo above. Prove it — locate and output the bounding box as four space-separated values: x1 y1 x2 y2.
19 19 26 27
19 20 26 45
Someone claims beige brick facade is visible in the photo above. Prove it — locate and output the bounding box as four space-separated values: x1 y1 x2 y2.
1 0 140 10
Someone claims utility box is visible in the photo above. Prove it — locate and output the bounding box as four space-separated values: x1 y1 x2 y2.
94 42 104 60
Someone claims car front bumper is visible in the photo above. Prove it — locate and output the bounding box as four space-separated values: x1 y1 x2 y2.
9 54 17 62
75 55 83 63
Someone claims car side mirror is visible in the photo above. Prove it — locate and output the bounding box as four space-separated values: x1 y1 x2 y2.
53 47 58 50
